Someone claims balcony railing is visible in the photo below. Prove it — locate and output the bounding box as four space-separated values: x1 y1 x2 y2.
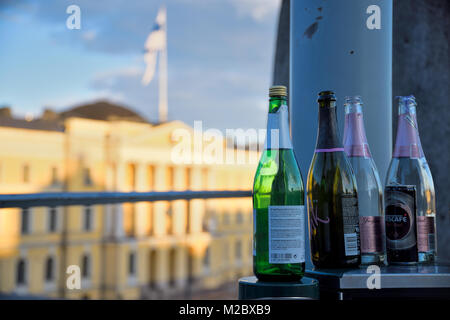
0 190 252 208
0 190 253 300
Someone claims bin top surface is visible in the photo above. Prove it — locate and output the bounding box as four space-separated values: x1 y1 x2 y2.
238 276 319 300
306 264 450 289
239 276 318 287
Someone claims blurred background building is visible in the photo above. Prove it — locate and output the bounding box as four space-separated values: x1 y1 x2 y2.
0 101 257 299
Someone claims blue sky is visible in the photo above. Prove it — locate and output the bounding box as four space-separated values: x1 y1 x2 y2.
0 0 280 130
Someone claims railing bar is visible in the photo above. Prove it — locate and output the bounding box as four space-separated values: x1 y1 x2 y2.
0 190 252 209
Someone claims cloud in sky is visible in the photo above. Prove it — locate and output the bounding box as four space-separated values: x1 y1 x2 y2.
229 0 281 21
0 0 280 131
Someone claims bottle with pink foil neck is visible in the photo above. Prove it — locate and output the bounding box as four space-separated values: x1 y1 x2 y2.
343 96 385 265
386 95 436 264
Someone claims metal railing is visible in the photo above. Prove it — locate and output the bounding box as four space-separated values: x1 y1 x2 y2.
0 190 254 300
0 190 253 208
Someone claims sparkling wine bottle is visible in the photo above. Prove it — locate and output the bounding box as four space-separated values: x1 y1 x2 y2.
307 91 360 268
343 96 385 266
385 95 436 264
253 85 305 281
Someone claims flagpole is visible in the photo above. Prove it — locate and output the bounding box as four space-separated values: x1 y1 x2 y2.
158 7 168 123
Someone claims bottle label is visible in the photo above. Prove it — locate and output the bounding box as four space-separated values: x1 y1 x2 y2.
342 196 360 256
315 148 344 153
265 105 293 150
417 216 435 252
343 113 372 158
385 186 417 251
268 205 305 264
393 114 424 158
359 216 384 253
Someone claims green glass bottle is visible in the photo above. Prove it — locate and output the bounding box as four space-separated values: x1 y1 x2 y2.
253 85 305 281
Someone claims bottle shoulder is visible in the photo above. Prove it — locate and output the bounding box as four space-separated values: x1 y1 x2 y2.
386 157 435 190
307 152 357 194
348 157 383 192
253 149 304 194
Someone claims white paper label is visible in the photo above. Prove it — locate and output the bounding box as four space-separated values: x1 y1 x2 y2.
268 205 305 264
344 233 359 256
265 105 293 150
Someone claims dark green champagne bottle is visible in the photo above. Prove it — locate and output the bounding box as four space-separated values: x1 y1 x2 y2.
307 91 360 268
253 86 305 281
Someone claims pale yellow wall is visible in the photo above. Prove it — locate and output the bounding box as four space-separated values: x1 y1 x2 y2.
0 117 257 299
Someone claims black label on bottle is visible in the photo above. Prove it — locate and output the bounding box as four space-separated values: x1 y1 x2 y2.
385 185 418 264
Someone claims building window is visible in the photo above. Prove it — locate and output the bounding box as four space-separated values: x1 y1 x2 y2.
203 247 210 268
166 166 174 190
236 212 244 224
23 164 30 183
185 168 191 190
16 259 26 285
149 250 157 289
126 163 136 191
51 167 58 185
223 212 230 225
147 165 154 191
21 208 31 234
128 252 136 276
83 168 93 186
45 256 54 282
202 168 208 190
83 206 93 231
235 240 242 261
223 242 229 263
48 207 58 232
169 249 176 286
123 204 135 237
81 254 91 279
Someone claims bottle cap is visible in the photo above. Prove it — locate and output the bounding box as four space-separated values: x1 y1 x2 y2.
317 90 336 102
269 85 287 97
344 96 362 105
396 95 416 106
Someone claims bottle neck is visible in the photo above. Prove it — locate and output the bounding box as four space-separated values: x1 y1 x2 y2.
393 104 424 158
268 97 287 113
343 103 371 158
265 96 292 150
315 101 343 152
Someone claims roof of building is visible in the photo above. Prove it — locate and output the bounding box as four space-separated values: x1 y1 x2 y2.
59 100 149 123
0 100 152 132
0 117 64 132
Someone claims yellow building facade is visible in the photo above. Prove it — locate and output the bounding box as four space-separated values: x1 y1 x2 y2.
0 102 257 299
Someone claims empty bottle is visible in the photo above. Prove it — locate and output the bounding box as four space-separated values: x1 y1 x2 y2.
343 96 385 266
385 95 436 264
307 91 360 268
253 85 305 281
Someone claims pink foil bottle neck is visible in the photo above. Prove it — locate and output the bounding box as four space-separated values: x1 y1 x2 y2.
343 97 372 158
393 96 424 159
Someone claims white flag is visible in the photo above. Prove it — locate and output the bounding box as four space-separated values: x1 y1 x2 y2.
142 7 167 86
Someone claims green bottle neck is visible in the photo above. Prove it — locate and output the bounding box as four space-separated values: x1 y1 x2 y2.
269 96 287 113
265 96 292 150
